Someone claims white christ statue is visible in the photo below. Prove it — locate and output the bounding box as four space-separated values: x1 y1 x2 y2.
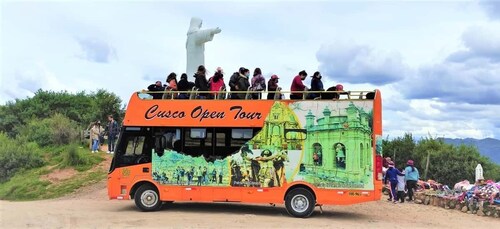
186 17 221 77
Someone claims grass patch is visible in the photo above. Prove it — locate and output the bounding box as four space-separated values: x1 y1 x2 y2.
0 144 108 201
0 166 107 201
59 145 104 172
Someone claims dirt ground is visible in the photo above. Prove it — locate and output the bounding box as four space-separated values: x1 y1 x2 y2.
0 180 498 229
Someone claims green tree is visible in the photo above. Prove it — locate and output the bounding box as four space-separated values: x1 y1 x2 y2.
0 89 123 137
382 133 416 169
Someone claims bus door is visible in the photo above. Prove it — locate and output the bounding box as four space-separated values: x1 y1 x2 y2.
180 128 212 201
211 128 245 202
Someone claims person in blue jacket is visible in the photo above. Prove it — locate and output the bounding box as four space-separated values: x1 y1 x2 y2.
384 161 404 203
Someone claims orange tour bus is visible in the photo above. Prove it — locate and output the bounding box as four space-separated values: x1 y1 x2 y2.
108 89 383 217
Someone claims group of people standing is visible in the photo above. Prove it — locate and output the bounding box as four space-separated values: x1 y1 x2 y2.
89 115 119 154
146 65 346 100
384 157 420 204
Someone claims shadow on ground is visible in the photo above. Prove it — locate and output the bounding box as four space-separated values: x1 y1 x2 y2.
116 201 369 220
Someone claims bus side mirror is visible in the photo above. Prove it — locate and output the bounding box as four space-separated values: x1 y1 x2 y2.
155 136 167 156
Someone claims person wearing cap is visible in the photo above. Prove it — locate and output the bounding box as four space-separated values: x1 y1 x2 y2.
290 70 308 100
404 159 420 201
267 74 281 100
384 161 404 203
309 71 324 99
90 121 104 153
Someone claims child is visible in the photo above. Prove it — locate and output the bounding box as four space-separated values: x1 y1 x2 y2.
396 167 406 203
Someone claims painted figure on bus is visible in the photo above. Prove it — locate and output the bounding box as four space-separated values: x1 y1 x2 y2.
313 143 323 166
335 143 346 169
196 166 203 186
256 149 277 188
273 149 289 186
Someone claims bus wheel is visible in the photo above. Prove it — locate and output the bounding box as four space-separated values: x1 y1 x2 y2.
285 188 315 218
134 184 161 211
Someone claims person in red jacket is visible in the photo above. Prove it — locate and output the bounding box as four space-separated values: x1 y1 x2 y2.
209 67 225 98
290 70 308 100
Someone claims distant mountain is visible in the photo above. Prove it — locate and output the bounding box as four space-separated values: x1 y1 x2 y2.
441 138 500 164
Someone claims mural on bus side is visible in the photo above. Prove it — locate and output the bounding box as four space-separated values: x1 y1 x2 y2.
152 100 374 190
291 101 374 190
152 150 230 186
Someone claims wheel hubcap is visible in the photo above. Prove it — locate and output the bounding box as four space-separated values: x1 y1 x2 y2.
141 190 158 207
291 194 309 213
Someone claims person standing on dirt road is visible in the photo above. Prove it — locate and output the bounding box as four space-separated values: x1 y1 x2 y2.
90 121 104 153
404 160 420 201
107 115 119 154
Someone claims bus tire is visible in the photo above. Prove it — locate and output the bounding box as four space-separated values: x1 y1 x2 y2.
285 187 315 218
134 184 161 211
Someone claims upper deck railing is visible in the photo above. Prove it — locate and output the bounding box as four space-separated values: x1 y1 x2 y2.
139 87 377 101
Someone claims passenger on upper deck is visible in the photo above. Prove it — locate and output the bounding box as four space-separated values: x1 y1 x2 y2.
233 68 250 100
209 67 225 98
147 80 165 99
308 71 324 99
229 67 245 99
194 65 210 99
163 73 178 99
290 70 308 100
251 68 266 99
177 73 194 99
267 74 280 100
166 72 177 85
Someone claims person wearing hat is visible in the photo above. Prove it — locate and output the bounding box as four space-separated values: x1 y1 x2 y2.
404 159 420 201
267 74 281 100
309 71 324 99
384 161 404 203
90 121 104 153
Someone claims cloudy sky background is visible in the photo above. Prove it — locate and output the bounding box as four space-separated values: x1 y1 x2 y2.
2 0 500 139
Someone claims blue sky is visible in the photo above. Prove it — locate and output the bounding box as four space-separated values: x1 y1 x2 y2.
1 0 500 139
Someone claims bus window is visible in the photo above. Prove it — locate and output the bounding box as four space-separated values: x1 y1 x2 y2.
190 128 206 139
231 129 253 139
230 128 255 147
215 132 226 146
125 136 146 156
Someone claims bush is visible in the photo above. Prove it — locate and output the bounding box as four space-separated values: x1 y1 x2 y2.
18 113 79 147
0 133 44 183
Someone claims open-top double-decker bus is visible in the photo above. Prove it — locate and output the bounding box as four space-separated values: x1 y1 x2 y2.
108 90 383 217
